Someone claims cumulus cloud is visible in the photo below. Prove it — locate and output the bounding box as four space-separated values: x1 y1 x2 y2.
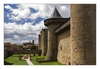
5 5 12 10
5 4 31 21
4 4 70 44
4 21 44 44
5 4 70 21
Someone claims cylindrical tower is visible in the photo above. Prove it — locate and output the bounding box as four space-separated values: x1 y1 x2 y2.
38 34 41 50
32 40 34 44
39 31 42 50
44 7 68 60
70 4 96 65
41 29 48 56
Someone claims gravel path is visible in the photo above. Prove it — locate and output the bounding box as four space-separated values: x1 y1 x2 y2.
25 59 34 65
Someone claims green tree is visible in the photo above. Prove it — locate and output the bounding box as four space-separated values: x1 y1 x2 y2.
11 44 19 50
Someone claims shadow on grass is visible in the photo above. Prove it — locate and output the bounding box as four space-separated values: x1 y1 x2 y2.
4 60 13 65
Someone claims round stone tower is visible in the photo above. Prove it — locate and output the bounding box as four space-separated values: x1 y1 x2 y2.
44 7 67 60
41 29 48 56
38 34 41 50
70 4 96 65
38 31 42 50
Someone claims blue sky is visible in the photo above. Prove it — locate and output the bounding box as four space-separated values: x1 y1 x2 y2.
4 4 70 44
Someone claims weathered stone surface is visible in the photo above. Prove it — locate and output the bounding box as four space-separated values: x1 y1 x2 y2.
45 23 63 60
38 32 42 50
38 4 96 65
57 26 70 64
38 35 41 50
41 29 48 56
70 4 96 65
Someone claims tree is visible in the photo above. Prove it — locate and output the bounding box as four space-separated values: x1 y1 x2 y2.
11 44 19 50
4 42 19 50
4 42 12 50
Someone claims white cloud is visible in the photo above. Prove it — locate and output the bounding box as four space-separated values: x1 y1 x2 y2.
5 4 31 21
4 21 45 44
61 6 67 10
57 4 70 18
5 5 12 10
5 4 70 21
4 4 70 44
11 8 30 20
29 11 41 20
21 4 53 19
20 40 30 44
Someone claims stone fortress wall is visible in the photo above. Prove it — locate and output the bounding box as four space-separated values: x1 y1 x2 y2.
56 20 70 64
38 4 96 65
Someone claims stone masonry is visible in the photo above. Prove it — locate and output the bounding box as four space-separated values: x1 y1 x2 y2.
41 29 48 56
70 4 96 65
56 20 70 64
39 31 42 50
44 7 67 60
38 4 96 65
38 34 41 50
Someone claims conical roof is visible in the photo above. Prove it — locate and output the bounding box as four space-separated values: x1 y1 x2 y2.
50 7 62 18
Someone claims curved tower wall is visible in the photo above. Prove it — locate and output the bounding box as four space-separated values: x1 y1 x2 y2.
41 29 48 56
70 4 96 65
44 18 67 60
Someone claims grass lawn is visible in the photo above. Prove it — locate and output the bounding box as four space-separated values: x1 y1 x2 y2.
4 54 28 65
31 54 65 65
4 54 65 65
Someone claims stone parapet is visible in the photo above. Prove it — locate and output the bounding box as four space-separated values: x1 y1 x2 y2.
44 18 68 26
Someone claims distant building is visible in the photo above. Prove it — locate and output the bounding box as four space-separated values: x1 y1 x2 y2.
22 40 38 50
18 45 23 50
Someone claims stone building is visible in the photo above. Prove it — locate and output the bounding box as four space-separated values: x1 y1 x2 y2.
23 40 34 50
38 4 96 65
23 40 38 50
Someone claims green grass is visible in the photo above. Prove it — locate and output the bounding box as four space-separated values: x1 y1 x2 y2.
31 54 65 65
4 54 65 65
4 54 28 65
